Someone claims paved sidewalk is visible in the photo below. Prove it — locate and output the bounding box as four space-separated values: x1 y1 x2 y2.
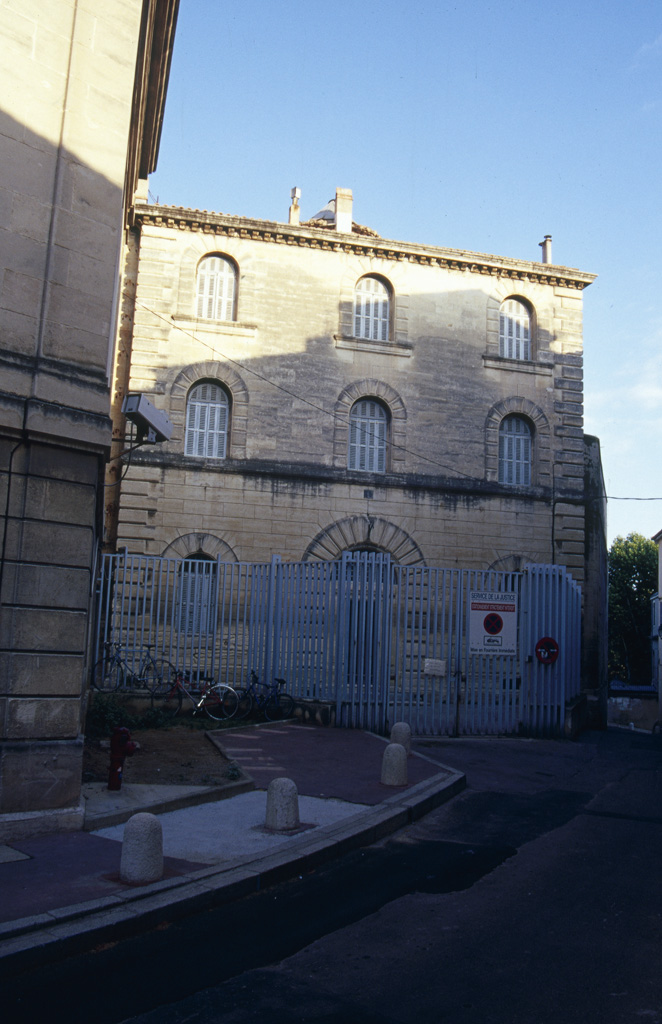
0 723 464 974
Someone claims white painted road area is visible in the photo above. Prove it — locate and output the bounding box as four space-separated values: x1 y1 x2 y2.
93 791 368 864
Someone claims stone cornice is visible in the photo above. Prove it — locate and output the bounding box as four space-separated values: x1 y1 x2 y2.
0 350 109 392
129 449 587 502
134 204 597 290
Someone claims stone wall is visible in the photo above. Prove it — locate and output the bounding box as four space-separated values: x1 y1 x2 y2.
0 1 176 834
116 211 598 606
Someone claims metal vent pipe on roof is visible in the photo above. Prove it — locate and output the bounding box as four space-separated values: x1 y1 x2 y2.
539 235 552 264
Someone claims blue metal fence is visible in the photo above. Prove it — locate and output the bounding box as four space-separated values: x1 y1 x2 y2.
92 551 582 737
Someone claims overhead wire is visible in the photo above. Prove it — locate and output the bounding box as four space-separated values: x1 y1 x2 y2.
135 301 478 482
130 303 662 503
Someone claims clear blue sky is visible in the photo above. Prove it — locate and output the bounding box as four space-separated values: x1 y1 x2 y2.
150 0 662 547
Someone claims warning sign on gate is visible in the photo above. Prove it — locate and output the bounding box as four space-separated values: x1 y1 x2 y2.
535 636 559 665
469 591 518 655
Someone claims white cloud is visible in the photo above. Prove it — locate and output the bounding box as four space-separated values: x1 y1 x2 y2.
631 32 662 68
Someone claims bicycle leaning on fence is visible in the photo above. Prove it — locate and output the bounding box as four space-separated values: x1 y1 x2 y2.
152 665 240 721
91 642 175 694
234 670 295 721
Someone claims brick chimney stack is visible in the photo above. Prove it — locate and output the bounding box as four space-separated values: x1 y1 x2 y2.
335 188 353 233
289 187 301 226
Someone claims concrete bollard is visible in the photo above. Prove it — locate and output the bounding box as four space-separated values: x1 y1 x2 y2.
265 777 300 832
120 812 163 884
381 742 408 786
390 721 412 755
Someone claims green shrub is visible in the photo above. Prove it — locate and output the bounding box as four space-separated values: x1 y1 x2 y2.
85 692 249 737
85 693 174 737
86 693 137 737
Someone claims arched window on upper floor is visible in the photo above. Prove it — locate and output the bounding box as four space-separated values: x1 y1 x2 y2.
354 276 391 342
348 398 388 473
498 415 532 486
185 381 229 460
499 298 531 360
196 255 237 321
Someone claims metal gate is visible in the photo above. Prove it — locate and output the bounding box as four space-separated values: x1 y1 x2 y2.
93 551 582 737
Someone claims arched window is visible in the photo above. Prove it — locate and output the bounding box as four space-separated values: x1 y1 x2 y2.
196 255 236 320
185 382 229 459
354 276 390 341
499 298 531 360
348 399 388 473
498 416 532 486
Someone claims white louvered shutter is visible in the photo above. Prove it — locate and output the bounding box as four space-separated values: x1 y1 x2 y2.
180 559 216 636
196 256 236 320
185 383 229 459
354 277 390 341
348 400 387 473
499 416 531 485
499 299 531 360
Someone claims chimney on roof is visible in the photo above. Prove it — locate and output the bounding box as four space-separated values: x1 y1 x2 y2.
289 187 301 226
134 178 149 204
539 235 552 264
335 188 353 233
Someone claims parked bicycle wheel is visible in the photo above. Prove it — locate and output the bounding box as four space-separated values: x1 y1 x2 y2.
159 685 183 717
202 684 239 721
146 658 177 697
233 688 254 720
90 657 124 692
264 692 295 721
152 663 182 716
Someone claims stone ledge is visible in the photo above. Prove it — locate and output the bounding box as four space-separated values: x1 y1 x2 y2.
0 801 85 844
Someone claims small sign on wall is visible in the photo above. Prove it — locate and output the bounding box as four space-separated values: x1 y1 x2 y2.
469 591 518 655
535 636 559 664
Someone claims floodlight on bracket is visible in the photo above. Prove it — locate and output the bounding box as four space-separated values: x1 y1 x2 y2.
121 393 173 444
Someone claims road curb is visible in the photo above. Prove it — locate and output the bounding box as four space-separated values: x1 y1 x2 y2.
0 767 464 976
82 776 255 831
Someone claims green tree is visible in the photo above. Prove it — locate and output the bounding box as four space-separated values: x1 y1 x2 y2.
608 532 658 685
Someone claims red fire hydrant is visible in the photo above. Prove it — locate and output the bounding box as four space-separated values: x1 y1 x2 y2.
108 726 137 791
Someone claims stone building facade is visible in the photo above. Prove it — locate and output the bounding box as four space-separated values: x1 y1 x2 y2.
0 0 179 835
112 189 607 708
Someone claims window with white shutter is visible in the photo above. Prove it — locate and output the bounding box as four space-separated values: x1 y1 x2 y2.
179 557 217 636
498 416 531 485
185 382 229 459
348 399 388 473
196 256 236 321
354 276 390 341
499 299 531 360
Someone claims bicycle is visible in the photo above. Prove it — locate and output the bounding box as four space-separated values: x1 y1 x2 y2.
154 666 239 721
234 670 295 722
91 642 174 694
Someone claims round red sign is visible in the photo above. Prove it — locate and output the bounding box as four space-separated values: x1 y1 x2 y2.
535 637 559 664
483 612 504 635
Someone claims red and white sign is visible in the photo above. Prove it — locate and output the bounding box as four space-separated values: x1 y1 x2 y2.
535 636 560 664
469 592 518 655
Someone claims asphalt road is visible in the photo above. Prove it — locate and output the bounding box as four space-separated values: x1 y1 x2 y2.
7 729 662 1024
